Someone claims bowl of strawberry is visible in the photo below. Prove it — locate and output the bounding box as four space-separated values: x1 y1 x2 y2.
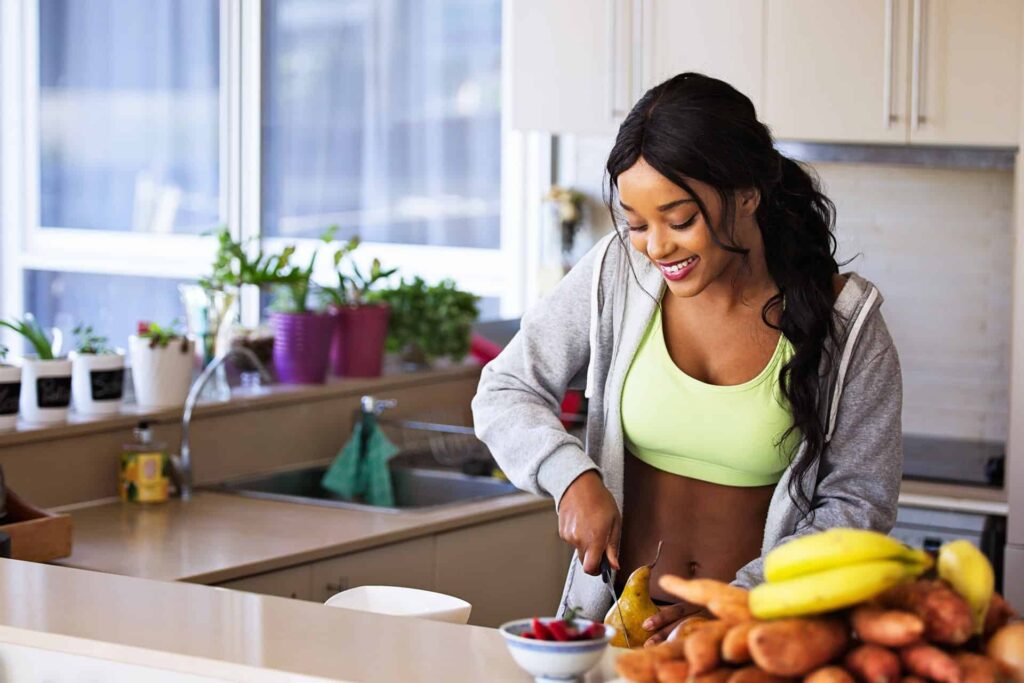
499 607 614 682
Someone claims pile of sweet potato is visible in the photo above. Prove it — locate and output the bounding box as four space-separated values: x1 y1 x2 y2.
615 577 1021 683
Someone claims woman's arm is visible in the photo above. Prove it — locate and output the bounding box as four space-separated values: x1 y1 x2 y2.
471 237 611 508
733 312 904 588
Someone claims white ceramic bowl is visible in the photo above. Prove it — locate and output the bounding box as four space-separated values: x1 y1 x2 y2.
499 618 614 682
324 585 472 624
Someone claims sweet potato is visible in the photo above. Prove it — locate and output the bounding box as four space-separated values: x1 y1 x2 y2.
710 599 754 623
845 644 902 683
805 666 856 683
669 614 711 642
656 660 691 683
685 620 733 675
616 648 659 683
900 644 962 683
982 593 1016 639
659 576 749 607
953 652 999 683
878 580 973 646
851 605 925 647
694 670 736 683
727 665 791 683
649 639 685 663
748 618 850 677
901 677 927 683
722 621 756 664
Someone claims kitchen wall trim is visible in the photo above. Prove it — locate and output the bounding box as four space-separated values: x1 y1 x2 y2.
776 141 1017 171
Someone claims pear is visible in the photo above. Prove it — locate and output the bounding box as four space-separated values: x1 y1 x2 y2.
605 542 663 648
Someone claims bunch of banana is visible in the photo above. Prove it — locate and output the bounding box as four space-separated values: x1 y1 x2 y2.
937 539 994 635
750 528 933 620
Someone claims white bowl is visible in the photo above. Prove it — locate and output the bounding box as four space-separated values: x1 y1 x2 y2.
499 618 614 682
324 585 472 624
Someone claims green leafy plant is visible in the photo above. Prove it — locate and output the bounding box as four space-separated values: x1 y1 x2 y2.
0 315 58 360
0 344 8 365
137 320 190 352
199 226 298 292
319 235 398 307
367 277 479 363
73 324 113 355
268 226 338 314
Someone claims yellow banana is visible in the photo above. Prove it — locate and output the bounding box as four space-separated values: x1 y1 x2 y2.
937 540 994 635
765 528 932 582
750 559 925 620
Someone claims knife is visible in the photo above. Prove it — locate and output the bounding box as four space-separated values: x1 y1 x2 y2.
600 556 631 648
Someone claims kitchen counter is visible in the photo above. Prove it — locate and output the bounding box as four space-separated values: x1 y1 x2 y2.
0 558 620 682
55 490 550 584
899 479 1008 516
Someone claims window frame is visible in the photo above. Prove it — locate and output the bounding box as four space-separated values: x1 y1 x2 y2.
0 0 532 341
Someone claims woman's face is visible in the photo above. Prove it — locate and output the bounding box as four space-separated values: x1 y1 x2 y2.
617 157 760 298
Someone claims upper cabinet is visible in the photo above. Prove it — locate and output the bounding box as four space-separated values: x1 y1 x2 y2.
764 0 1021 146
642 0 765 112
507 0 764 136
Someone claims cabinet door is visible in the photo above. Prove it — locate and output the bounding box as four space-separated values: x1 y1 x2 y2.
764 0 912 143
643 0 765 112
909 0 1021 146
218 564 313 601
508 0 635 134
309 537 435 604
435 510 569 628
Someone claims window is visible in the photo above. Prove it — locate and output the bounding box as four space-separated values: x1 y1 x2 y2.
1 0 516 357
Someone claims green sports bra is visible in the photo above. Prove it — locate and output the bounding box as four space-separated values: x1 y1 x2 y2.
621 305 799 487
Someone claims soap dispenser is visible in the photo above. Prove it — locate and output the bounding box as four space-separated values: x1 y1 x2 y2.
120 421 170 503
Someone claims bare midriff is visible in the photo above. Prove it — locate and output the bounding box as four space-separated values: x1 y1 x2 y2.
615 450 775 605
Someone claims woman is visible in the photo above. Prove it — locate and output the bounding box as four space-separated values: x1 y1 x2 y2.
472 73 902 644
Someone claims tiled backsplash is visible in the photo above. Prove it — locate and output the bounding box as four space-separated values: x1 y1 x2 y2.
557 138 1013 443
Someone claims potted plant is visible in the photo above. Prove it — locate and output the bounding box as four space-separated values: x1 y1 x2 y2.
0 315 72 424
321 236 397 378
0 345 21 431
268 228 337 385
69 324 126 417
128 320 195 409
368 277 480 370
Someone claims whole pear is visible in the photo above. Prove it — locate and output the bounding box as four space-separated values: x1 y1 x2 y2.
605 542 662 648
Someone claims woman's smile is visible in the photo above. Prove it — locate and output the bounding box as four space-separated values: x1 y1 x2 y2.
658 255 700 281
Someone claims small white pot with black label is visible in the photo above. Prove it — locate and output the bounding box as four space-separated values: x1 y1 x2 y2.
70 350 126 417
19 357 72 424
0 365 22 431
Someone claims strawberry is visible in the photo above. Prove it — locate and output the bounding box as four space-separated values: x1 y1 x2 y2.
520 631 536 639
580 623 606 640
531 618 554 641
548 620 573 642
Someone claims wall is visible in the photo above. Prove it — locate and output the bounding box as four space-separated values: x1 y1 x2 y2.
552 136 1015 443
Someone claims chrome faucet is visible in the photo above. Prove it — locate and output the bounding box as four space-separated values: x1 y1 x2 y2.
175 347 274 500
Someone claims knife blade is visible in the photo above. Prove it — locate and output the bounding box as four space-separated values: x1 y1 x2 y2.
600 556 630 648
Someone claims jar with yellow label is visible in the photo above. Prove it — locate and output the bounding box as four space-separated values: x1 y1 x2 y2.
120 421 170 503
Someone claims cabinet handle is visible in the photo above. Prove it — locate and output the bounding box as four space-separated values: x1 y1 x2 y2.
325 577 350 595
883 0 898 127
911 0 927 129
606 0 629 121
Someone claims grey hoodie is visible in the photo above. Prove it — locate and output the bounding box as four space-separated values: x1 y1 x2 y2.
472 231 903 620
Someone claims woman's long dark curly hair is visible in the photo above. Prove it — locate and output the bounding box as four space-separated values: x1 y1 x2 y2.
606 72 839 517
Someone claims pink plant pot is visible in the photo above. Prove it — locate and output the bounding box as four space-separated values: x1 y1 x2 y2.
328 303 390 378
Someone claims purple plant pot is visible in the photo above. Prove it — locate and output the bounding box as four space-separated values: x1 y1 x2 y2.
328 303 390 378
270 311 335 384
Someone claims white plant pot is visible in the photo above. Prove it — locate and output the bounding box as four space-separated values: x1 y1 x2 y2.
129 335 195 410
19 357 72 425
0 365 22 431
70 350 126 417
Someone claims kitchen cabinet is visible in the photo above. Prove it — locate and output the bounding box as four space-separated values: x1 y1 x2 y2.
435 510 568 628
764 0 1020 146
508 0 763 135
309 537 436 604
641 0 764 111
219 564 313 601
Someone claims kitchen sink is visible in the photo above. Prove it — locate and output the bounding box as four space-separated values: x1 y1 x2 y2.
210 463 519 513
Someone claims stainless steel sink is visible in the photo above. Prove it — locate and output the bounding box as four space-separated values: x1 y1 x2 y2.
210 464 519 513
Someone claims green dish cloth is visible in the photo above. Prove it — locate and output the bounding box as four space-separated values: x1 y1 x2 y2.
320 420 399 507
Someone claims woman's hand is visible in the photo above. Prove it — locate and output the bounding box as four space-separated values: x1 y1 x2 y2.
557 471 621 576
642 605 709 647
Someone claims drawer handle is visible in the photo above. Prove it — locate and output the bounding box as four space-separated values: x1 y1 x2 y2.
325 577 350 595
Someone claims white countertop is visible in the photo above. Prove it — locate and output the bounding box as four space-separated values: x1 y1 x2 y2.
0 559 621 682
